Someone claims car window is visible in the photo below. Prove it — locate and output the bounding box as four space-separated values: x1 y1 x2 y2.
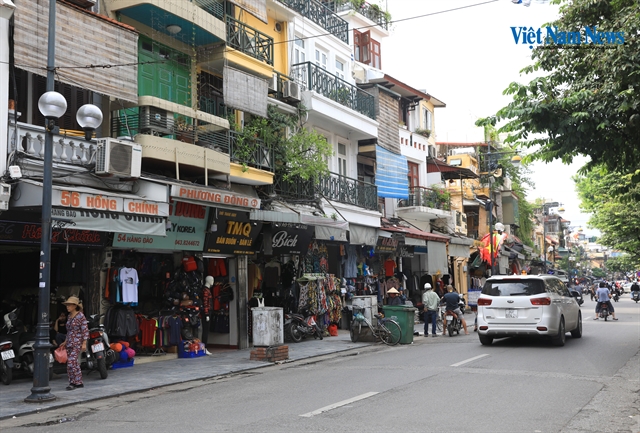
482 279 546 296
558 282 571 296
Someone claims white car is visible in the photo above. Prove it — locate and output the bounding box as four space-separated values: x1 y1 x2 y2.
476 275 582 347
622 282 633 293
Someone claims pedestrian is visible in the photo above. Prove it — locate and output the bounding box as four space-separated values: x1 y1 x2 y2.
59 296 89 390
421 283 440 337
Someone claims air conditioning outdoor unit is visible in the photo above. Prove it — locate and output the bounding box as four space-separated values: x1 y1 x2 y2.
428 146 437 158
283 81 301 102
139 106 174 135
95 138 142 178
455 211 468 236
268 72 278 92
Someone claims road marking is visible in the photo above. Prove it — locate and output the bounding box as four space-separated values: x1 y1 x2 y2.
450 354 490 367
299 392 379 418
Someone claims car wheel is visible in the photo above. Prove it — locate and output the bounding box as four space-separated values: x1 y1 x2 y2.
479 335 493 346
552 317 565 347
570 312 582 338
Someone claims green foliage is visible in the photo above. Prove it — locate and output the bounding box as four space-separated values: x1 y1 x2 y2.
482 0 640 176
424 185 451 210
605 255 639 275
265 105 333 181
591 267 606 278
574 165 640 261
415 128 431 138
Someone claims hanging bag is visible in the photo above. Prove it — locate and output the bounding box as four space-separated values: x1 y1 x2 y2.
54 345 67 363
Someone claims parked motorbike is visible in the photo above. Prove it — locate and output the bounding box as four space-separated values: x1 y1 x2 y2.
0 311 16 385
1 308 54 380
286 311 323 343
632 291 640 303
598 302 610 321
443 295 466 337
81 314 115 379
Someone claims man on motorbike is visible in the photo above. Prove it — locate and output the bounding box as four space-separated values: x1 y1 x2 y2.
594 281 618 320
631 281 639 293
441 285 468 335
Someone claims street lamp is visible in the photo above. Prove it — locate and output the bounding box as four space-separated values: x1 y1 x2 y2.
25 0 102 403
541 202 564 275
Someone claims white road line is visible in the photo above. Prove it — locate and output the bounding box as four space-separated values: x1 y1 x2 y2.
299 392 379 418
450 354 490 367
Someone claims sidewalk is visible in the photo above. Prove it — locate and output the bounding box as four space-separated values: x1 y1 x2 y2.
0 330 374 420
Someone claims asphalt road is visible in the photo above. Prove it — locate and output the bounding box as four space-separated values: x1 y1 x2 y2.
1 296 638 433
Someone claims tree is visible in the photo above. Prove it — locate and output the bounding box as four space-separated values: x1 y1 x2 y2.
574 166 640 261
605 255 639 275
591 267 606 278
481 0 640 176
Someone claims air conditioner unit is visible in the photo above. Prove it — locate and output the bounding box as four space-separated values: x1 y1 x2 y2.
268 72 278 92
428 146 437 158
455 211 468 236
139 106 174 135
95 138 142 178
283 81 301 102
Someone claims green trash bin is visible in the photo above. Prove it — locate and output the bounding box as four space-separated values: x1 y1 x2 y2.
382 305 416 344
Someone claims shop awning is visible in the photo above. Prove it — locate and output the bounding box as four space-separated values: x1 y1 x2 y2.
427 241 449 274
380 225 450 243
449 243 471 258
426 157 479 180
10 180 168 236
349 224 378 245
403 237 426 247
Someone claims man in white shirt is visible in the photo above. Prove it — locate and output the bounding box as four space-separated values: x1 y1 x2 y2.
422 283 440 337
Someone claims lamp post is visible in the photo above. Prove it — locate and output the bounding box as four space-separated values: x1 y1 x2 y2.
25 0 102 402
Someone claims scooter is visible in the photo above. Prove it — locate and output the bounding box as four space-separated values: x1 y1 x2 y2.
287 311 323 343
81 314 114 379
1 308 54 380
612 291 620 302
0 311 16 385
632 291 640 303
598 302 610 321
443 295 466 337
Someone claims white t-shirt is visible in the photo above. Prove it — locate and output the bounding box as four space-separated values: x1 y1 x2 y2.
120 267 139 303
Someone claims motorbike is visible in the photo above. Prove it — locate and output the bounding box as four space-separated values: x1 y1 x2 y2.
598 302 610 321
80 314 115 379
0 311 16 385
632 291 640 303
612 291 620 302
443 295 466 337
286 311 323 343
1 308 54 381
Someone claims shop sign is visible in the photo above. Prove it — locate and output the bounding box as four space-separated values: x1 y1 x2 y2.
112 200 208 251
375 236 399 254
267 223 314 256
53 189 168 216
171 185 261 210
0 220 106 247
204 209 262 255
399 245 414 258
52 208 166 236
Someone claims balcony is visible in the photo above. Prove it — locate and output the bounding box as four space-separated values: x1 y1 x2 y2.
272 172 378 210
325 0 390 30
396 186 453 222
213 130 274 172
291 61 375 119
276 0 349 43
226 16 274 66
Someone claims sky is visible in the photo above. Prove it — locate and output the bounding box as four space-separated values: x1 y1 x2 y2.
381 0 599 236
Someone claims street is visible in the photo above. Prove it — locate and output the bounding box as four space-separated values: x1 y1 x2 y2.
1 296 638 433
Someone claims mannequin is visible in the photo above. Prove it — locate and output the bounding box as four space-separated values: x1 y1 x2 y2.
201 276 214 355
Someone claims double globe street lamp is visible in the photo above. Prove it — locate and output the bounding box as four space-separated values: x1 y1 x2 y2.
26 0 102 401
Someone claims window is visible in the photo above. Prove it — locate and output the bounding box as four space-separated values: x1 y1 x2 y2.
335 59 345 80
407 162 419 188
353 30 381 68
294 37 306 64
315 48 327 69
338 142 347 176
424 108 433 131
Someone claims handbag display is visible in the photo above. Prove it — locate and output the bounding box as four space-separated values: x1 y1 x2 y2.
182 256 197 272
54 346 67 363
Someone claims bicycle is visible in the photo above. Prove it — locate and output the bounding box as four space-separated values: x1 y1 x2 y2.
349 306 402 346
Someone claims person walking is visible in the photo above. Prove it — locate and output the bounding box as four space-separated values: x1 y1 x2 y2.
422 283 440 337
59 296 89 390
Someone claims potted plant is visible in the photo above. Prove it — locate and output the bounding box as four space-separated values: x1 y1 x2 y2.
415 128 431 138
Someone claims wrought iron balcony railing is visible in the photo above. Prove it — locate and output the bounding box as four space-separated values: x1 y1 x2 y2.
217 130 274 172
268 71 296 101
226 16 274 65
324 0 390 30
290 61 375 119
272 171 378 210
399 186 451 211
276 0 348 43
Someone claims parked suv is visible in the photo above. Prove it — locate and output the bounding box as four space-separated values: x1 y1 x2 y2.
476 275 582 347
